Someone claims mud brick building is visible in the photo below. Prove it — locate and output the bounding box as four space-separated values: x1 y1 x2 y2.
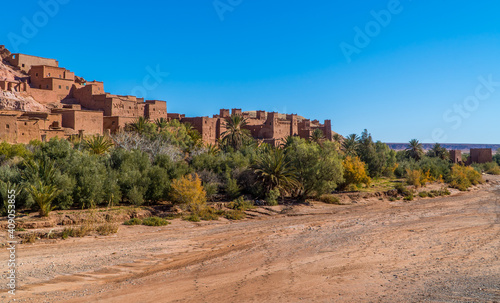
0 48 336 145
467 148 493 165
449 150 462 164
169 108 335 146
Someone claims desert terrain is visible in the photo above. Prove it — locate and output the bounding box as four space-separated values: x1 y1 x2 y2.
2 177 500 303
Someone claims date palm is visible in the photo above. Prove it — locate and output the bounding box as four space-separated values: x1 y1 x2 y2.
129 116 150 134
342 134 359 156
154 118 169 132
310 129 325 145
221 115 251 151
27 181 61 217
406 139 424 160
84 135 113 155
427 143 448 160
23 158 61 217
253 148 298 194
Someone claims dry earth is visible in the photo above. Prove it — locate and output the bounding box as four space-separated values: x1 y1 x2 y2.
1 177 500 303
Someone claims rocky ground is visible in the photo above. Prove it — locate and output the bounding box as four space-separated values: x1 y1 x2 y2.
1 176 499 303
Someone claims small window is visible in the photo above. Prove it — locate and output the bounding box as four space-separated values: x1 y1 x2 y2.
5 124 9 129
24 122 27 125
48 73 51 76
66 86 69 90
46 85 49 89
21 133 25 136
59 85 61 89
112 121 116 125
22 64 25 67
35 73 38 77
59 75 62 78
39 85 42 89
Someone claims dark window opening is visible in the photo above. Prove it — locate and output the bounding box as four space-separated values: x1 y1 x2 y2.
66 86 69 90
6 124 9 129
22 64 25 67
59 85 61 89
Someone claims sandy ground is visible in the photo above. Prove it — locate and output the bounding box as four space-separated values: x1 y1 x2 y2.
2 177 500 303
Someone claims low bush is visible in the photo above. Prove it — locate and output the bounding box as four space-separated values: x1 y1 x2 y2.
406 169 423 188
123 218 142 225
96 223 119 235
395 183 412 197
418 191 428 198
197 207 222 221
317 194 341 205
184 213 201 222
228 196 255 211
265 188 280 206
448 165 483 191
142 216 170 226
403 193 414 201
224 209 246 220
170 174 207 213
473 162 500 175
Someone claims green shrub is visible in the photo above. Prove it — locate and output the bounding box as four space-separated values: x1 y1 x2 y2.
388 197 397 202
224 209 246 220
142 216 170 226
318 194 341 205
124 218 142 225
228 196 255 211
403 193 414 201
395 183 412 197
418 191 428 198
225 177 241 200
198 207 222 221
265 188 280 206
473 162 500 175
183 213 201 222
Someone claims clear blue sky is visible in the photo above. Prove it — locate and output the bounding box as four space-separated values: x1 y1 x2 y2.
1 0 500 143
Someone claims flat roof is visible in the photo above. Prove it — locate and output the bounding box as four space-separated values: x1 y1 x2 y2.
11 53 58 61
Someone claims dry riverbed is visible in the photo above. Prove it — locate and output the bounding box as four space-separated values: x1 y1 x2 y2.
1 176 500 302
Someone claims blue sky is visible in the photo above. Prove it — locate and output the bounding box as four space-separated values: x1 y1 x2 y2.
1 0 500 143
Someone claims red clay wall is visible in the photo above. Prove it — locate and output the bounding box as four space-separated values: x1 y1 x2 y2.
7 54 58 73
60 110 103 135
0 115 19 143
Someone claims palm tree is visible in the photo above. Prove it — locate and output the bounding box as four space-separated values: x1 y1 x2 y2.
342 134 359 156
221 115 251 151
205 143 219 156
427 143 449 160
129 117 150 134
27 181 61 217
23 157 57 185
154 118 169 132
333 133 342 143
84 135 113 155
253 148 298 194
280 135 299 150
310 129 325 145
406 139 424 160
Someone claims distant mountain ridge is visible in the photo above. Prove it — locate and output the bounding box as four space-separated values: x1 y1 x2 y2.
386 143 500 153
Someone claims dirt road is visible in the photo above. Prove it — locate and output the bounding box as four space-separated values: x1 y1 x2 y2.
3 179 500 302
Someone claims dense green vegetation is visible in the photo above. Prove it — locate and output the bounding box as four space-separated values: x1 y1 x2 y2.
0 117 498 217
